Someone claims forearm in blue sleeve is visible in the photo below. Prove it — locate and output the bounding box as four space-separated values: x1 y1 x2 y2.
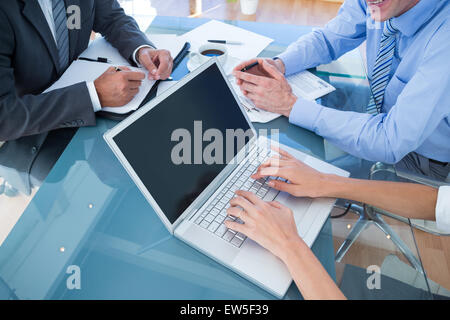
278 0 367 76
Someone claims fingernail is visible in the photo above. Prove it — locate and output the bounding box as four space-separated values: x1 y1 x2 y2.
268 181 274 187
152 69 157 74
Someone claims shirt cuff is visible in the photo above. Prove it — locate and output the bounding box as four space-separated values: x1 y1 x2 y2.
436 186 450 233
288 96 324 132
86 81 102 112
277 49 305 77
133 45 156 67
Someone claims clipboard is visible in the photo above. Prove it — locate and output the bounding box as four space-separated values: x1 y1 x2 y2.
97 42 191 121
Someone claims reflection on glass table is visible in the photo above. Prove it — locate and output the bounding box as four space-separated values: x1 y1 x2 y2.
0 16 437 300
331 212 433 299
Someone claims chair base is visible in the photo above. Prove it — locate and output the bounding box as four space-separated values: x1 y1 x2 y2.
334 203 424 274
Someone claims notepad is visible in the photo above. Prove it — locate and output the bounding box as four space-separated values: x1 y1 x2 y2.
82 35 186 67
44 35 187 114
81 37 130 66
44 60 155 114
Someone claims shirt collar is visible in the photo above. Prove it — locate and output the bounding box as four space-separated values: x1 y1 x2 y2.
391 0 440 36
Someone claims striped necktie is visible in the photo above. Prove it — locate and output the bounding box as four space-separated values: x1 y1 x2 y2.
52 0 69 72
366 19 399 115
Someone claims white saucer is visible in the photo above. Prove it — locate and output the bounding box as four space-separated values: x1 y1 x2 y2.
187 55 242 75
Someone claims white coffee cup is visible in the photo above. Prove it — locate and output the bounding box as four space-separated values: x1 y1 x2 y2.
188 43 228 66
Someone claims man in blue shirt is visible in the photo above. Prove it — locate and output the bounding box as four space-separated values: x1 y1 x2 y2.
233 0 450 182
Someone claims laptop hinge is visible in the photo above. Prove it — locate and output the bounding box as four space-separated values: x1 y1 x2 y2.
188 208 199 222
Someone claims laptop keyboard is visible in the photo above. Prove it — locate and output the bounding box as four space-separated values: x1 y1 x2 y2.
193 146 285 248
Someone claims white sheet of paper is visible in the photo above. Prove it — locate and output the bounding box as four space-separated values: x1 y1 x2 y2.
243 102 282 123
228 77 280 123
44 60 155 114
227 70 335 123
180 20 273 61
149 34 186 60
81 37 131 66
82 35 186 67
287 70 336 101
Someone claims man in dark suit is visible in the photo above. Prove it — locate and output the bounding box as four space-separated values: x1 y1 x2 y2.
0 0 173 195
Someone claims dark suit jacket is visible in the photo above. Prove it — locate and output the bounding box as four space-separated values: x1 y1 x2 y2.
0 0 153 194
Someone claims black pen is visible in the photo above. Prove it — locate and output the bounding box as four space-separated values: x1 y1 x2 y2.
78 56 110 63
208 40 243 45
240 61 259 72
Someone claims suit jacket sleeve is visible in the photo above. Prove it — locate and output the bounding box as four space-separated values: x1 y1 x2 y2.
0 9 96 141
93 0 155 65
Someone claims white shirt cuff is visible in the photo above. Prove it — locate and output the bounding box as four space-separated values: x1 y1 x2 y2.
86 81 102 112
436 186 450 233
133 45 156 67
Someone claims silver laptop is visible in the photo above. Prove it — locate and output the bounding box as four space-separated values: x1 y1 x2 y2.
104 59 349 298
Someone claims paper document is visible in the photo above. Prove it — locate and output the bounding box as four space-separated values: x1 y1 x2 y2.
228 71 335 123
229 77 280 123
149 34 186 60
287 70 336 101
241 99 282 123
180 20 273 61
82 35 186 67
44 60 155 114
45 34 188 115
81 37 131 66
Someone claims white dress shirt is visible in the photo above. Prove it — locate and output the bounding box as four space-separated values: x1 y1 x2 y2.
37 0 151 112
436 186 450 233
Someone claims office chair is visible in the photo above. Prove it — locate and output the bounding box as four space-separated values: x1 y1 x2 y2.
334 162 449 274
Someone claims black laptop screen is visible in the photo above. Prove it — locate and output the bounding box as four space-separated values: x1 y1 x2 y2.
113 63 254 224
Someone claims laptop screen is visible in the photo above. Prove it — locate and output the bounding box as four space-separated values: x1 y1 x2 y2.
113 63 254 224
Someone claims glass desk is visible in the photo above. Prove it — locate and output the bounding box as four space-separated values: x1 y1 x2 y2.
0 16 432 300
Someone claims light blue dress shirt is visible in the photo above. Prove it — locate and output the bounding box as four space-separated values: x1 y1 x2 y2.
278 0 450 164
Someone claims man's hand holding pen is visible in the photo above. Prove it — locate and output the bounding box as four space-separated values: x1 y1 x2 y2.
92 47 174 108
233 58 296 117
94 66 145 108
